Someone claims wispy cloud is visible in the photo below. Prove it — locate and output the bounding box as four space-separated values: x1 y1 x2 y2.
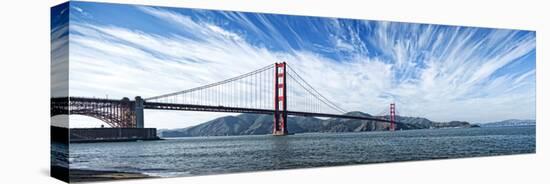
63 3 535 128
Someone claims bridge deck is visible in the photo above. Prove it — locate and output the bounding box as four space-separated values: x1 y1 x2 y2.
144 102 405 125
53 98 411 128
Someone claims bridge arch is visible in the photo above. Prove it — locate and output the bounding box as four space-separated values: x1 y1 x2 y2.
51 97 137 128
53 114 113 128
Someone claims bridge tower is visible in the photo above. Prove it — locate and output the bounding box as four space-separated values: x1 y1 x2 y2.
135 96 144 128
273 62 288 136
390 103 395 131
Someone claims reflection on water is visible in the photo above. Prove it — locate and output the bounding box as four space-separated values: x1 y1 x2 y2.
68 126 535 177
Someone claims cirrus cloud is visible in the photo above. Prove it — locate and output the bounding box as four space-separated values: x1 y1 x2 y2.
59 3 535 128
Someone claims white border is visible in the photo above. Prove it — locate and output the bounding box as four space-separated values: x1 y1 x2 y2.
0 0 547 183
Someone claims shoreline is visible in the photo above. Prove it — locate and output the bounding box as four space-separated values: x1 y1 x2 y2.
52 166 157 182
160 126 485 139
71 168 156 182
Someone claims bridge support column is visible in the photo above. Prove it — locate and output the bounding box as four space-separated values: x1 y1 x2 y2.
273 62 288 136
390 103 395 131
135 96 144 128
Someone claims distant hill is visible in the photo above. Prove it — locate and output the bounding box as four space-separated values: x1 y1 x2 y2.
159 111 476 137
479 119 536 127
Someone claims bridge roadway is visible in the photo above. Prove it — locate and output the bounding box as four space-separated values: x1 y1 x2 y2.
53 97 415 129
145 101 414 128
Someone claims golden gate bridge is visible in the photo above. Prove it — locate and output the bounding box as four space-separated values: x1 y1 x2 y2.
51 62 404 136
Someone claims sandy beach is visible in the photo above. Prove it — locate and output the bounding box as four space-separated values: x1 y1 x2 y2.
52 166 156 182
71 169 154 182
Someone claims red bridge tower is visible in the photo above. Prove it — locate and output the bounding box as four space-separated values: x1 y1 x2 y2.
273 62 288 136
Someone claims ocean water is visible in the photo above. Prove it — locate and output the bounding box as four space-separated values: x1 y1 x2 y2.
68 126 535 177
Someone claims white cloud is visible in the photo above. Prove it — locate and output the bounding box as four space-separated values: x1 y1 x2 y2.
334 38 355 52
65 7 536 128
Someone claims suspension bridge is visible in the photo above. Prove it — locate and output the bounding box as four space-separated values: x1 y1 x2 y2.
51 62 402 136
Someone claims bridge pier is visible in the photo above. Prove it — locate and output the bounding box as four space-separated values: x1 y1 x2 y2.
134 96 144 128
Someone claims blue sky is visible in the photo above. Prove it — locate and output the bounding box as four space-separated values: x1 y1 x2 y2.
51 2 536 128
